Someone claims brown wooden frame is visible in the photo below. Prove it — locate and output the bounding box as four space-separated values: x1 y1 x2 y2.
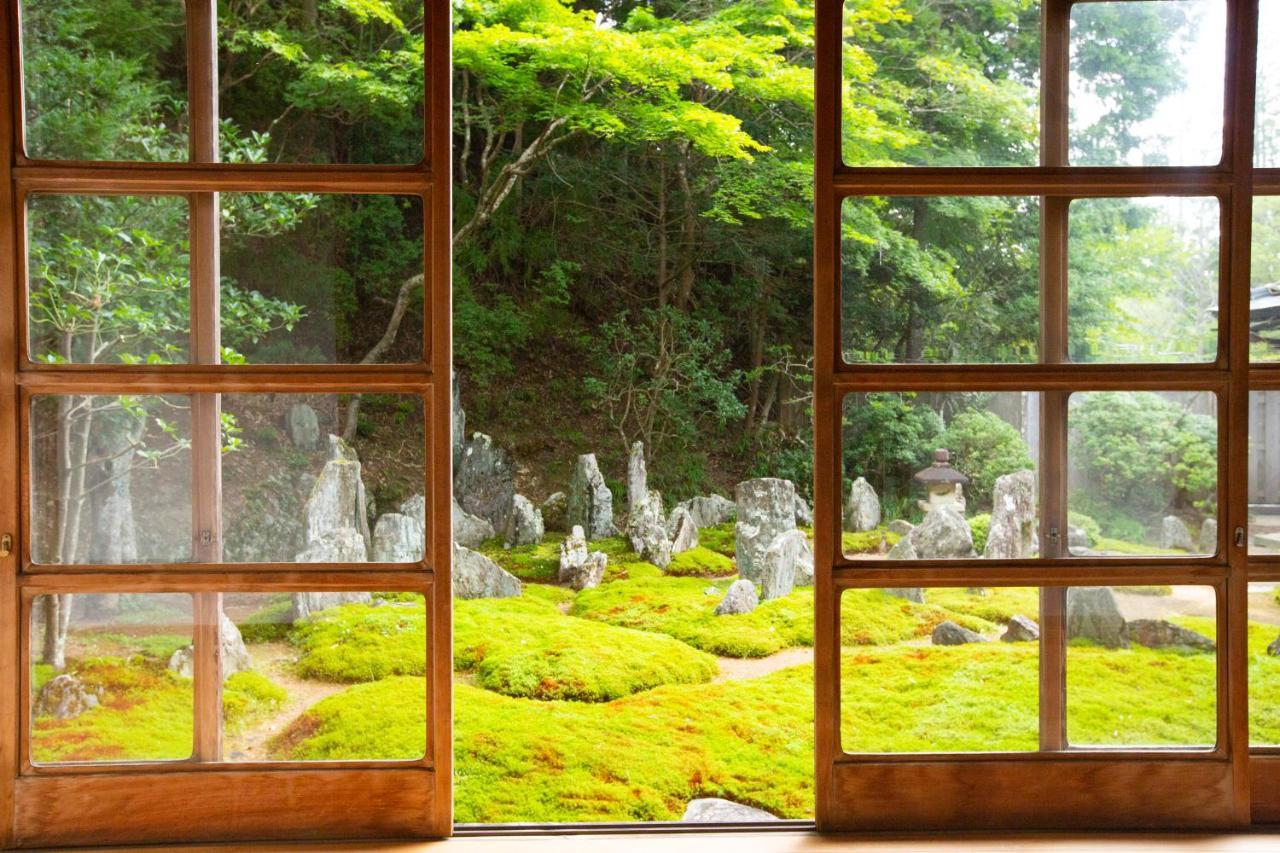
0 0 453 846
814 0 1263 832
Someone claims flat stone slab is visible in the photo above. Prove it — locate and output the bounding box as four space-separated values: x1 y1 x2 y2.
681 798 779 823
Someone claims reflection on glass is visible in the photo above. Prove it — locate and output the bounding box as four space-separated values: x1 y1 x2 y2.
1068 197 1219 364
1251 197 1280 362
1066 585 1217 747
1070 0 1225 166
220 393 425 563
1250 392 1280 554
1067 392 1217 557
841 392 1040 560
27 194 191 365
1257 0 1280 166
1248 582 1280 743
219 194 424 364
840 587 1040 752
19 0 189 161
30 593 193 763
222 592 426 761
841 197 1040 364
30 395 193 565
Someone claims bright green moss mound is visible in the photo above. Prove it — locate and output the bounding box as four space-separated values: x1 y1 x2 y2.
665 546 735 577
925 587 1040 626
482 535 663 584
697 522 736 557
291 603 426 682
223 670 288 732
455 594 718 701
271 676 426 761
841 527 900 555
237 595 294 643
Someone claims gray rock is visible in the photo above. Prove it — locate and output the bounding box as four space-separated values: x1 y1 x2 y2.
1269 634 1280 656
793 533 816 586
285 403 320 451
401 494 426 529
794 494 813 527
558 526 608 590
932 620 987 645
33 674 101 719
304 435 371 556
1067 524 1091 551
1001 614 1040 642
452 372 466 472
908 506 974 559
735 478 797 584
1066 587 1129 648
541 492 569 533
627 491 672 568
1199 517 1218 554
681 798 779 823
567 453 615 539
677 494 737 528
219 611 253 675
668 506 699 555
505 494 544 547
983 470 1036 559
715 579 759 615
844 477 881 532
759 529 810 600
883 587 924 603
1127 618 1215 651
296 528 369 563
627 441 648 514
452 497 496 548
887 519 914 537
886 538 918 560
454 543 522 599
372 512 423 562
1160 515 1196 551
290 591 373 621
455 433 516 534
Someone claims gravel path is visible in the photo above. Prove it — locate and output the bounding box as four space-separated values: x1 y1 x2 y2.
223 643 347 762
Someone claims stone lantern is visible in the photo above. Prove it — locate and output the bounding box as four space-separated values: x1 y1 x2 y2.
914 449 968 514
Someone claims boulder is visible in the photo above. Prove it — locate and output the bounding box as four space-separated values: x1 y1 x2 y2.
1127 619 1215 652
627 491 672 568
452 372 466 472
505 494 545 547
682 798 779 823
887 519 914 537
1066 587 1129 648
908 506 974 559
567 453 615 539
452 498 495 548
1002 614 1040 642
454 543 522 599
886 538 918 560
372 512 423 562
794 494 813 527
734 478 797 584
296 528 369 563
676 494 737 528
558 526 608 590
455 433 516 534
33 674 101 720
1067 524 1091 552
759 529 811 599
1160 515 1196 551
219 611 253 675
932 621 987 646
883 587 924 604
715 579 759 615
844 477 881 532
668 506 699 555
983 470 1036 559
541 492 569 533
627 441 648 514
290 591 373 621
1199 518 1218 554
304 436 372 556
284 403 320 451
1269 633 1280 657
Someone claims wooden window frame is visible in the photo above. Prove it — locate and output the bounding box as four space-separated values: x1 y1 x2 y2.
813 0 1265 832
0 0 454 846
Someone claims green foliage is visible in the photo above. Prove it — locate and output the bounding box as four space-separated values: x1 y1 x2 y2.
842 393 942 510
271 676 427 761
938 409 1034 510
666 546 736 578
840 528 899 555
697 523 737 558
968 514 991 554
1069 511 1101 547
478 538 561 583
223 671 288 733
290 603 426 682
237 596 295 644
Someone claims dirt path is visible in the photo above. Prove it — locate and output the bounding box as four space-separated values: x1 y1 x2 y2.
715 647 813 681
223 643 348 762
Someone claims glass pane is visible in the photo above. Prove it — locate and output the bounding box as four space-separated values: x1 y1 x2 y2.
842 392 1040 560
1070 0 1225 166
841 197 1040 364
30 593 193 763
839 587 1040 753
221 393 425 563
219 194 423 365
1067 392 1217 557
1249 582 1280 743
30 395 193 565
1066 585 1217 747
1257 0 1280 166
842 0 1040 167
19 0 189 161
218 3 424 165
1251 391 1280 554
1068 197 1219 364
222 592 426 761
1252 196 1280 363
27 194 191 365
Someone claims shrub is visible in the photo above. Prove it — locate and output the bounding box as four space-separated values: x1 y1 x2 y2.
1068 511 1101 547
237 596 294 643
938 409 1034 511
842 393 943 511
968 513 991 553
666 546 735 577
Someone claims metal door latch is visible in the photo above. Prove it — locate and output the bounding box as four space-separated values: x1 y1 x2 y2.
1048 526 1060 547
1236 526 1246 548
0 534 12 557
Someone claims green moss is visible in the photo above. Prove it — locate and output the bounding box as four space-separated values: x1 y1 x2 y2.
223 670 288 733
32 663 57 693
592 536 665 582
841 527 900 555
237 595 295 643
697 522 736 558
291 603 426 682
967 514 991 553
925 587 1040 626
271 676 426 761
80 632 191 661
666 546 735 578
479 539 561 582
1094 537 1183 555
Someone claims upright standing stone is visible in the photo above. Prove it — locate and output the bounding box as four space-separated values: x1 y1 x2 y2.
559 525 608 590
844 477 881 532
1199 517 1219 553
567 453 614 539
983 469 1037 559
1066 587 1128 648
285 403 320 451
668 506 699 555
1160 515 1196 551
676 494 737 528
757 528 809 599
455 433 516 535
627 491 671 568
305 435 372 554
794 494 813 527
627 441 648 514
454 543 522 599
452 372 466 472
734 478 797 583
372 512 423 562
505 494 545 547
451 497 495 548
